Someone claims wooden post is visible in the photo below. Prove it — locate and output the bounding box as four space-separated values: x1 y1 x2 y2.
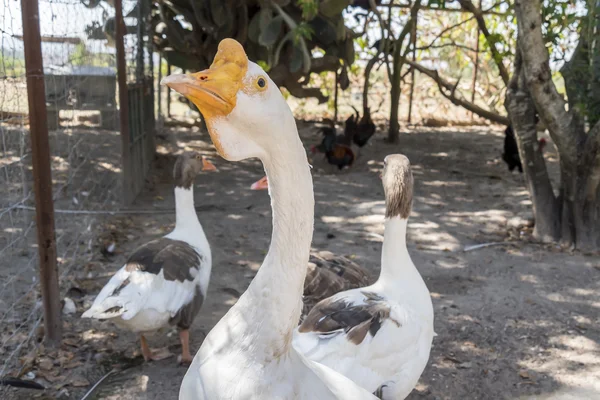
157 53 163 124
20 0 62 344
407 10 418 124
166 62 171 118
114 0 131 204
470 0 481 120
333 68 339 126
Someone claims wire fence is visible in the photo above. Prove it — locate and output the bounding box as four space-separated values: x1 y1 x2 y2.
0 0 147 391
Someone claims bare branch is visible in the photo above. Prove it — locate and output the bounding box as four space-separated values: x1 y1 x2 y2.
457 0 510 85
369 0 392 79
404 58 509 125
417 41 480 53
420 16 475 50
386 2 509 16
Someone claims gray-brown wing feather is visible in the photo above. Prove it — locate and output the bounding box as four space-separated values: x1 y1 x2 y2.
298 292 394 345
302 251 371 316
124 238 203 282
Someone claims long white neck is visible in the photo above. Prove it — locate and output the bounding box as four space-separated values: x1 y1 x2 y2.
377 217 418 287
234 119 314 359
174 186 201 230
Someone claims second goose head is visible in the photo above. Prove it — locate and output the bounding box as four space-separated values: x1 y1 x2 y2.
382 154 414 219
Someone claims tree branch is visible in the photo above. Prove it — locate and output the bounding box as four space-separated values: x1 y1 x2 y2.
404 59 509 125
457 0 510 85
420 16 475 50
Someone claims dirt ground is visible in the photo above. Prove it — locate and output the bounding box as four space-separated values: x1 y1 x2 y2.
5 122 600 400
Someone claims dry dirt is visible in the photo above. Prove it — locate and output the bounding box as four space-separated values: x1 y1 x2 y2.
4 122 600 400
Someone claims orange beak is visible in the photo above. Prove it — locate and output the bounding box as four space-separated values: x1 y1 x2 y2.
161 39 248 157
202 157 217 171
250 176 269 190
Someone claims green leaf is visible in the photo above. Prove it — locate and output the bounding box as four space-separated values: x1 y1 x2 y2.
335 17 346 41
344 37 355 65
308 16 337 46
273 30 294 67
290 45 304 73
210 0 227 27
256 60 271 72
259 16 284 47
259 7 273 29
296 0 318 20
248 13 263 43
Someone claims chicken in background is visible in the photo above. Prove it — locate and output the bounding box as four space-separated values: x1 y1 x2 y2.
347 106 376 148
310 126 356 170
502 123 547 174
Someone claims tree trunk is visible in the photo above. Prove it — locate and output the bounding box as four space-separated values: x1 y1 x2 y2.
362 54 379 117
388 49 403 143
505 49 560 242
387 2 420 143
513 0 600 251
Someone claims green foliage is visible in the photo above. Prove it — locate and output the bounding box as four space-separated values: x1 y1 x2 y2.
293 22 315 43
69 43 111 67
0 53 25 77
297 0 318 20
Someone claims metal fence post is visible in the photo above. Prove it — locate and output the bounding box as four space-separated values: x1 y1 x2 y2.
20 0 62 345
114 0 131 204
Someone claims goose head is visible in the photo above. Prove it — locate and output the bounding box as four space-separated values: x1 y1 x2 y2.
173 152 217 189
382 154 413 219
162 39 295 163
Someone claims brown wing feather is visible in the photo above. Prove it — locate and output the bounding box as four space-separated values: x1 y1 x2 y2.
302 251 371 316
125 238 203 282
298 291 394 345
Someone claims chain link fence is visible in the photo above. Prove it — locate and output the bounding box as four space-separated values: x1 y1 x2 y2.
0 0 152 392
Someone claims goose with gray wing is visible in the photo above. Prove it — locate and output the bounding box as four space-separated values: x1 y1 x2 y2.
82 152 216 365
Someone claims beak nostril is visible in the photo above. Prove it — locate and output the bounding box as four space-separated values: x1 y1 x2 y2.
199 76 208 81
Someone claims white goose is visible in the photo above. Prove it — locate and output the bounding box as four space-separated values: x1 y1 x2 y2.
82 152 215 364
163 38 377 399
293 154 435 399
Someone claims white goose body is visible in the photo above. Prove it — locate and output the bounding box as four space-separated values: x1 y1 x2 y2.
293 155 434 399
83 153 213 362
165 39 376 399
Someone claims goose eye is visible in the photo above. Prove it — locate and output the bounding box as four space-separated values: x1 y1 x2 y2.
257 77 266 88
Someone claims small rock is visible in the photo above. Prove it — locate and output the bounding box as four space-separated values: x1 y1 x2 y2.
457 362 472 369
62 298 76 315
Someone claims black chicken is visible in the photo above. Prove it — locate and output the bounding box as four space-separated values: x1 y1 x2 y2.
311 127 355 170
502 125 523 173
502 123 547 174
346 107 376 147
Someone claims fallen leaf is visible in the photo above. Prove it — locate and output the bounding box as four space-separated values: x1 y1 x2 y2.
519 370 530 379
64 360 83 369
38 358 54 371
38 370 64 383
63 338 79 347
70 377 90 387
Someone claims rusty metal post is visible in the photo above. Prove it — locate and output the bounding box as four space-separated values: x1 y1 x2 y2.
114 0 131 204
166 62 171 118
20 0 62 344
407 11 418 124
470 0 481 120
157 53 163 124
333 68 339 125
